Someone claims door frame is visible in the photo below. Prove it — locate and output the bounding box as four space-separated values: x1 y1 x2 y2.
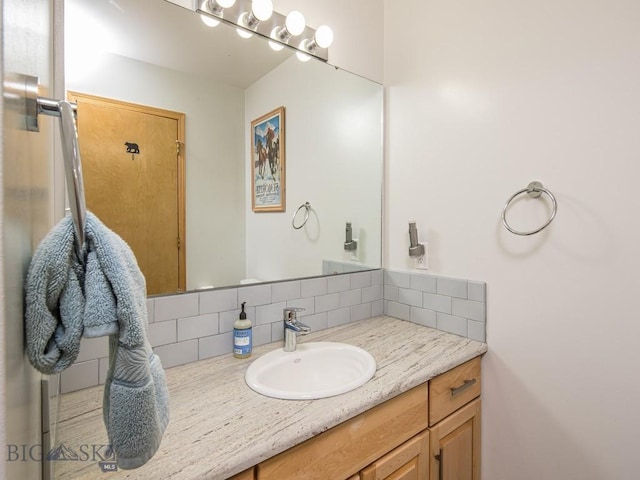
67 91 187 291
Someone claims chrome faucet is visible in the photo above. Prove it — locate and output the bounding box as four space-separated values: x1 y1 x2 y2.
283 308 310 352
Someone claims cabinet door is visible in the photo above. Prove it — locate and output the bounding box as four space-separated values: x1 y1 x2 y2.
430 399 480 480
361 430 429 480
229 467 255 480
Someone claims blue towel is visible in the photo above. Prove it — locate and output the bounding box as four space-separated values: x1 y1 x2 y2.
25 212 169 470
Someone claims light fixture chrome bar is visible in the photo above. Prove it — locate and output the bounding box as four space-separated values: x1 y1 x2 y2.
197 0 329 62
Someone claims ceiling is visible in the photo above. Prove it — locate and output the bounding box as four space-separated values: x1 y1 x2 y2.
67 0 294 89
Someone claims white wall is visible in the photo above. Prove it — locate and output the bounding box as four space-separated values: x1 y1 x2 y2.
66 52 246 290
384 0 640 478
245 56 383 282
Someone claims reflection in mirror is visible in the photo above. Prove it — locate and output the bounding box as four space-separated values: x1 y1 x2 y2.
65 0 383 296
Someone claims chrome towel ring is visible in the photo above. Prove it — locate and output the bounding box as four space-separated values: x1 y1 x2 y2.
502 181 557 236
292 202 311 230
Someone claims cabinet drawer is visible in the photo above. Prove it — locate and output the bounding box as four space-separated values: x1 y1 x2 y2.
257 384 428 480
360 430 429 480
429 357 481 426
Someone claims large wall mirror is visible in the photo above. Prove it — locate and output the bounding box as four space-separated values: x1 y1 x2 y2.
64 0 383 296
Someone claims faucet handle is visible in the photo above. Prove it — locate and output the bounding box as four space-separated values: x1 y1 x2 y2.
283 307 305 320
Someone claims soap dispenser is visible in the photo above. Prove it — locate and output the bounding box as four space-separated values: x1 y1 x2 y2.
233 302 252 359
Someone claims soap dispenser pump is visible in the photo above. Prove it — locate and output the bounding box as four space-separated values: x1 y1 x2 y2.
233 302 252 359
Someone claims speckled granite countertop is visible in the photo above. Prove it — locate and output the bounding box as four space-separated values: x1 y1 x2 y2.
54 316 487 480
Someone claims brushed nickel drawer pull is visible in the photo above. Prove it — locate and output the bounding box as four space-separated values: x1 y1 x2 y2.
435 449 444 480
450 378 477 397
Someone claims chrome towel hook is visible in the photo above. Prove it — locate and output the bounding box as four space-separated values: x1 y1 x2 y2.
292 202 311 230
502 181 557 236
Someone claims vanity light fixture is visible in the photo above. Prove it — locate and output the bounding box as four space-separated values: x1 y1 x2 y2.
196 0 332 61
200 0 236 27
296 25 333 61
269 10 305 51
237 0 273 38
300 25 334 52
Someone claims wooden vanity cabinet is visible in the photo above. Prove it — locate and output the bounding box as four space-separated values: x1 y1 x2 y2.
256 384 428 480
429 399 480 480
244 356 482 480
229 467 255 480
428 357 482 480
360 430 430 480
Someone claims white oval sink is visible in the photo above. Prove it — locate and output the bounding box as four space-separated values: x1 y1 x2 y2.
245 342 376 400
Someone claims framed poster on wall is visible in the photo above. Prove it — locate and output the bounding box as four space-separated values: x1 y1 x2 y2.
251 106 285 212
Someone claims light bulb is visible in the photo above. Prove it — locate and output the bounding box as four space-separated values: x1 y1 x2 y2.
216 0 236 7
285 11 305 36
236 12 253 38
251 0 273 22
200 0 220 27
296 39 311 62
296 51 311 62
315 25 333 48
269 27 285 51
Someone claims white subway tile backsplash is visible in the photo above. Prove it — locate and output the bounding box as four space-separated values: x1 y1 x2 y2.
154 293 199 322
271 322 284 342
219 312 236 333
344 263 363 273
436 277 467 299
253 325 272 347
219 306 256 333
436 313 468 337
339 289 362 308
371 300 384 317
99 357 109 385
386 271 487 341
384 285 399 302
351 303 372 322
452 299 486 322
327 261 345 274
327 307 350 327
410 273 437 293
76 336 109 363
385 270 411 288
386 301 410 321
199 333 232 360
350 271 372 289
328 274 350 293
302 312 328 332
65 268 488 395
200 288 237 314
423 293 452 314
468 281 486 302
61 360 99 393
272 281 301 302
238 284 272 307
287 296 315 315
147 299 156 323
148 320 177 347
315 293 340 313
362 284 383 303
255 301 287 326
178 313 219 342
301 277 328 297
154 340 198 368
410 307 437 328
468 320 486 342
398 288 422 307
